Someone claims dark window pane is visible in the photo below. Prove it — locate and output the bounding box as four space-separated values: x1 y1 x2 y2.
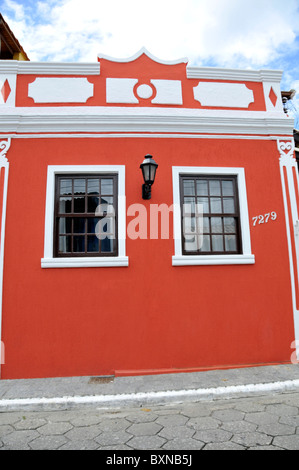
183 180 195 196
212 235 224 252
224 217 236 233
87 196 100 213
184 197 196 215
101 196 113 205
225 234 237 252
74 197 85 213
101 179 114 195
202 217 210 234
73 236 85 253
200 235 211 252
59 235 71 253
60 179 72 195
74 179 85 195
223 197 235 213
197 197 209 214
184 235 197 252
87 235 99 252
73 218 86 233
196 179 208 196
87 218 99 234
59 218 72 234
184 215 196 234
222 180 234 196
59 197 72 213
100 197 114 215
209 180 221 196
211 217 223 233
87 179 100 195
98 217 115 237
210 198 222 213
101 236 113 253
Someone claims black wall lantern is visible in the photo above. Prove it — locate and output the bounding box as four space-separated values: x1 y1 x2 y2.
140 154 158 200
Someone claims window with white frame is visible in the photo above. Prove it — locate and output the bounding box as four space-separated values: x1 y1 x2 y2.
41 165 128 268
172 167 255 266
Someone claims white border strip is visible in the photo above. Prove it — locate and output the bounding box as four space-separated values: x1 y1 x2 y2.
0 134 294 142
0 140 10 377
1 379 299 410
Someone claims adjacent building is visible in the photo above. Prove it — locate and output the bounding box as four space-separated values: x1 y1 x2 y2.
0 14 29 61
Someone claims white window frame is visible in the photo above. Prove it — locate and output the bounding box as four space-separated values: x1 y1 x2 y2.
41 165 128 268
172 166 255 266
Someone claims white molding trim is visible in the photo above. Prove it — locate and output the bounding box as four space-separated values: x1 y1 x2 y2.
277 139 299 360
42 165 128 268
0 133 294 142
172 254 255 266
98 47 188 65
172 166 254 266
187 67 283 83
41 256 129 268
0 107 293 136
0 139 10 375
0 60 100 75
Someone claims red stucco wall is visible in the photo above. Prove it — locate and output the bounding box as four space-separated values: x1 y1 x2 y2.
0 136 295 379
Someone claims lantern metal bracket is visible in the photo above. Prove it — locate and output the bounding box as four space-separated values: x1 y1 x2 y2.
142 183 152 200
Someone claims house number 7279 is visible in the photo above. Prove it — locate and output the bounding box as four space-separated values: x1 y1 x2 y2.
252 212 277 226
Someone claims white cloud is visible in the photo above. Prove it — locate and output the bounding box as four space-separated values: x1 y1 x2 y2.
2 0 299 71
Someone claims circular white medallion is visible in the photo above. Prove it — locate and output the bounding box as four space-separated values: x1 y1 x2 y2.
136 84 153 99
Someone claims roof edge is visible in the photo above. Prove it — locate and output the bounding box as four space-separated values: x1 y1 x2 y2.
97 47 189 65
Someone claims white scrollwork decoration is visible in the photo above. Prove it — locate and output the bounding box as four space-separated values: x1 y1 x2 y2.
0 139 11 163
277 139 295 163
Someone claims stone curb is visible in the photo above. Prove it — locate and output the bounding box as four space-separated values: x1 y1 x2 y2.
1 378 299 412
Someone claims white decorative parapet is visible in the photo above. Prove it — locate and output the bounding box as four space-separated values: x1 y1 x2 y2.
0 139 10 373
28 77 94 103
193 82 254 108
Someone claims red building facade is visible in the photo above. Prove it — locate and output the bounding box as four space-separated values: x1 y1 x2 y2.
0 48 298 379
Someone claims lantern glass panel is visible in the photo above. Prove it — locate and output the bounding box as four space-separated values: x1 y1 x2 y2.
142 164 150 183
149 164 157 183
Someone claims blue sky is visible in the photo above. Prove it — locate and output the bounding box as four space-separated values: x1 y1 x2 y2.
1 0 299 124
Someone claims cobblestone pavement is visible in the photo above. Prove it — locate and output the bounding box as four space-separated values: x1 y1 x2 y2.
1 391 299 450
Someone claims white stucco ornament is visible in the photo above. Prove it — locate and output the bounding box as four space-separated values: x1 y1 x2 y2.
28 78 94 103
193 82 254 108
0 138 11 163
136 84 153 99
